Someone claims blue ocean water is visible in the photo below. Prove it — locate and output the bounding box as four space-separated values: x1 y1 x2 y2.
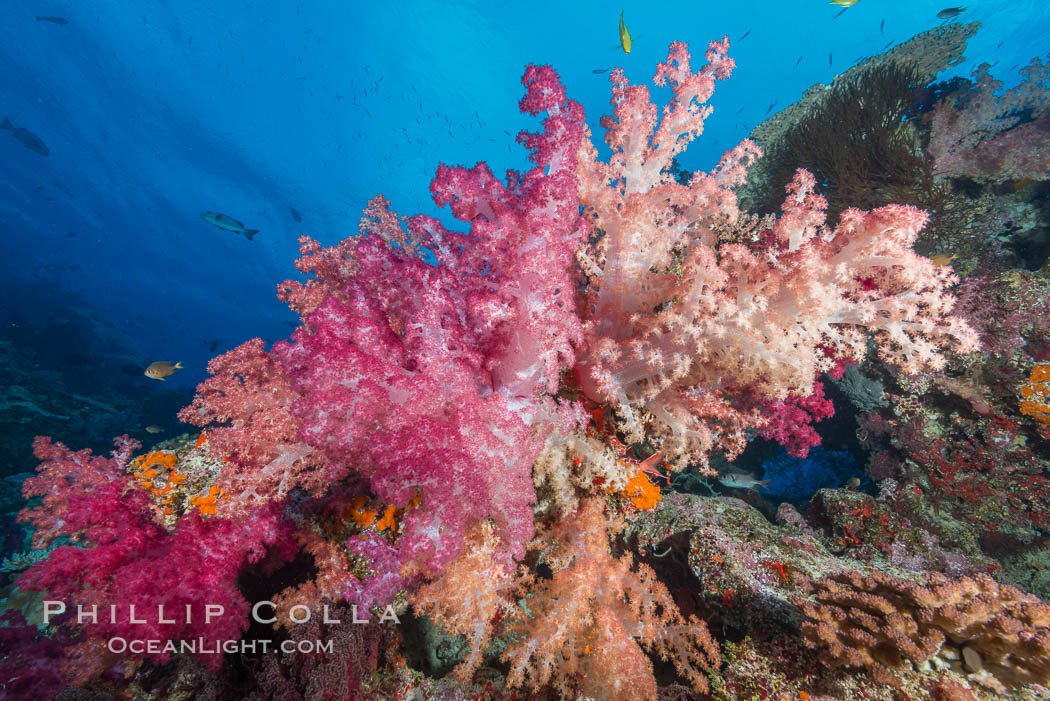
759 446 858 501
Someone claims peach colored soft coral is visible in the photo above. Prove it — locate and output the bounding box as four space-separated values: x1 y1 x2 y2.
573 39 978 473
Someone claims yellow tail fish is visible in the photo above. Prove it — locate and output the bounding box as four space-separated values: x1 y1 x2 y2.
619 11 631 54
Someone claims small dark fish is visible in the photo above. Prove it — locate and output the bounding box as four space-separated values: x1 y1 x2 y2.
795 55 803 67
739 29 750 40
996 41 1004 50
765 101 776 115
35 15 68 24
1 116 49 155
288 205 302 222
64 231 76 238
880 18 885 32
936 7 965 19
736 106 745 114
883 40 894 50
834 7 847 18
200 211 259 240
591 68 609 74
829 52 833 67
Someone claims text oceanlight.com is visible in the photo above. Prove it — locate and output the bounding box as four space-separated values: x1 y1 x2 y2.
109 638 334 655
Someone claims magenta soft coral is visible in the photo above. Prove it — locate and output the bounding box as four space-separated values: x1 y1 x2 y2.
16 437 294 681
273 60 589 577
754 381 836 458
20 435 141 550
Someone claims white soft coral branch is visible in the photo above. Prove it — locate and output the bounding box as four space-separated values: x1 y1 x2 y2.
573 40 979 472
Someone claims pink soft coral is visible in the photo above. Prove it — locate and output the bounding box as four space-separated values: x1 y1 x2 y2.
756 381 836 458
573 39 978 473
502 499 718 700
17 438 294 680
274 61 589 577
177 338 331 515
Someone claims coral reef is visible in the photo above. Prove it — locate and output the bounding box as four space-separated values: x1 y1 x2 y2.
795 569 1050 689
738 23 980 216
928 55 1050 184
4 23 1050 701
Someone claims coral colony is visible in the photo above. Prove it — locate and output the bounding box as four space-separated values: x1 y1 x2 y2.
5 31 1050 700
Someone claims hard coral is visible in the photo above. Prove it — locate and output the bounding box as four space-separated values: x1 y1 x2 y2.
794 569 1050 688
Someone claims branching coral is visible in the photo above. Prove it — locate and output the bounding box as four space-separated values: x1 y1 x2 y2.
272 62 589 578
738 22 980 213
795 569 1050 688
177 338 330 516
16 438 294 680
573 39 978 472
753 381 836 458
410 521 521 684
753 62 942 220
502 499 718 700
245 603 397 701
929 55 1050 184
10 29 1008 701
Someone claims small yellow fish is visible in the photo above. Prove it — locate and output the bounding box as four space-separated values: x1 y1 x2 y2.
145 425 164 434
144 361 182 381
830 0 860 6
844 477 861 489
618 11 631 54
930 253 957 266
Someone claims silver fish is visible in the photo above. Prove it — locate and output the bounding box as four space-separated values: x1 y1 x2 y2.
718 472 771 491
200 211 259 240
1 117 49 155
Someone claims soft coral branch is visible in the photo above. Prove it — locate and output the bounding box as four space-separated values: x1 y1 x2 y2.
274 60 590 577
501 499 718 700
573 40 978 472
178 338 331 515
17 438 293 679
